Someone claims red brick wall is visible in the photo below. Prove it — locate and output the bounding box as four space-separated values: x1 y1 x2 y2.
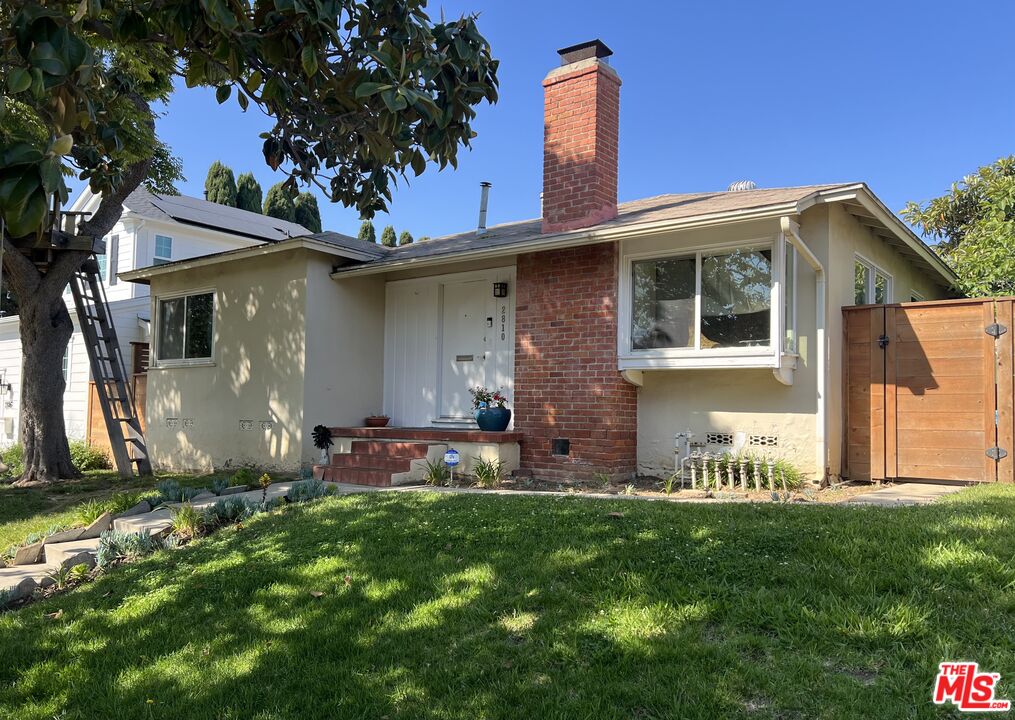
513 242 638 480
542 61 621 234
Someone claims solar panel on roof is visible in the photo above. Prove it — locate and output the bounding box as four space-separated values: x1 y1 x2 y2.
149 194 309 241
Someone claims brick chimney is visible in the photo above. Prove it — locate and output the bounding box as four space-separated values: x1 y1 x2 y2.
542 39 621 234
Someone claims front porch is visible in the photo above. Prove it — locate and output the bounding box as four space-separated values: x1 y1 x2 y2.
312 427 523 487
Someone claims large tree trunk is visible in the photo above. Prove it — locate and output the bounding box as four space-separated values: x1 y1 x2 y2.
16 276 80 483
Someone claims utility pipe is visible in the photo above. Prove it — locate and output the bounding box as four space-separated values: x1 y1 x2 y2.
780 216 827 485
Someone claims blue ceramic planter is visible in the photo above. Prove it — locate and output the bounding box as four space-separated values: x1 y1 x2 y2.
475 407 512 432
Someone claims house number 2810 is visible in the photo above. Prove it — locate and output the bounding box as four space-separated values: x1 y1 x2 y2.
500 305 507 341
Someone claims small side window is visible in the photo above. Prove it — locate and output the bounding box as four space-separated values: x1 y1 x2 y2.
154 235 173 266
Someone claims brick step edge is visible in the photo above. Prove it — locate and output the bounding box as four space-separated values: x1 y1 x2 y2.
313 466 394 487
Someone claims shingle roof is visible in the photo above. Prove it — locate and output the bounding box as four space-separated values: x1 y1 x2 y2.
337 184 854 268
307 231 390 259
124 189 310 242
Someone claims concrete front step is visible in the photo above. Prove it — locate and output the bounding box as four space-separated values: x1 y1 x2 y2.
43 537 101 569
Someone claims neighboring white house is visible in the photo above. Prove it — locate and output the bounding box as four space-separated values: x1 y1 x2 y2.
0 188 309 446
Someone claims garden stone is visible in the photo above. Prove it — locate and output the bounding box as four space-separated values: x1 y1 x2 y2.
191 491 216 501
12 542 43 566
117 500 151 518
79 512 112 539
10 577 37 603
43 528 84 545
218 486 248 496
60 551 96 571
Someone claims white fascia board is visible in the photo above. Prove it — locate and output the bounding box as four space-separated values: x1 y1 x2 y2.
119 237 370 284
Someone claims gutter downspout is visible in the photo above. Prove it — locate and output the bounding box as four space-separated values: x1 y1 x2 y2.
780 216 827 485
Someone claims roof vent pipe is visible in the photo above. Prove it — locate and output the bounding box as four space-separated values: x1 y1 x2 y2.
476 181 492 236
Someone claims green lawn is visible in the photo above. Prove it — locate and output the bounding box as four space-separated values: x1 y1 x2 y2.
1 485 1013 719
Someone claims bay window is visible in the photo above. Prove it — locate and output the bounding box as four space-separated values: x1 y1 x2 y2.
156 291 214 363
621 236 796 371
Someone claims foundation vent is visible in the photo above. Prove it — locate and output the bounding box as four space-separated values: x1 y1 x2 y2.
748 434 779 447
705 432 734 446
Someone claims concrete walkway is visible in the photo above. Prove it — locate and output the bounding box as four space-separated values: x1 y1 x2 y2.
844 482 967 507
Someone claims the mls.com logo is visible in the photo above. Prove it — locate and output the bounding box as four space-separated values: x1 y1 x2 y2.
933 662 1011 712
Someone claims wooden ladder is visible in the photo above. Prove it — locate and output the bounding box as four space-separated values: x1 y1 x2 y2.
69 257 152 478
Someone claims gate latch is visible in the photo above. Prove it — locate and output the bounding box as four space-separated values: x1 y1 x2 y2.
986 446 1008 461
878 334 890 349
986 322 1008 338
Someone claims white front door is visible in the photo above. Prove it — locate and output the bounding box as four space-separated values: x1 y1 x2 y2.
439 279 489 419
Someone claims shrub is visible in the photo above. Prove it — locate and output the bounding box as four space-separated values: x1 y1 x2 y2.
211 477 230 495
96 530 168 569
105 490 159 514
204 497 259 526
154 479 201 504
423 458 450 486
75 499 106 526
170 503 205 539
287 479 331 504
472 457 505 489
69 440 111 471
231 467 255 487
0 443 24 478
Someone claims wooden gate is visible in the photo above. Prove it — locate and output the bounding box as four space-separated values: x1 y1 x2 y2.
844 298 1014 483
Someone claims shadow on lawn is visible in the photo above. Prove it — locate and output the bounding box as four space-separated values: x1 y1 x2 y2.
1 488 1014 719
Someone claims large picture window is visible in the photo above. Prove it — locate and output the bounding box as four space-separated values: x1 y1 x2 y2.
632 247 772 352
157 292 214 363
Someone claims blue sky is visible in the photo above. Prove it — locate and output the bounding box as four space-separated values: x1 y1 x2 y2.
78 0 1015 240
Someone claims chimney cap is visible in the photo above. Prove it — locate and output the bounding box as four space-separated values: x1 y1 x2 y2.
557 39 613 65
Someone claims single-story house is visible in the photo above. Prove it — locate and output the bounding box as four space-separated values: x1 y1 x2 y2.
121 40 955 484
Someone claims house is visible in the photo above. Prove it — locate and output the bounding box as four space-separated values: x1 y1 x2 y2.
121 40 955 484
0 189 309 447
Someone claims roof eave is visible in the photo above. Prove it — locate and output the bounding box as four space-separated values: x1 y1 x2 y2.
120 237 379 285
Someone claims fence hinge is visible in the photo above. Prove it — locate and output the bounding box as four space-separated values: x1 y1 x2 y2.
986 446 1008 462
878 334 890 349
985 322 1008 338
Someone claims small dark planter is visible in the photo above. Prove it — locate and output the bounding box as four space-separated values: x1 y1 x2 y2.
474 407 511 432
365 416 390 428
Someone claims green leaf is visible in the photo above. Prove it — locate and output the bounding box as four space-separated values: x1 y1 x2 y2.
354 82 391 99
301 46 318 78
410 150 426 177
7 68 31 94
216 85 231 104
245 71 263 93
237 92 249 111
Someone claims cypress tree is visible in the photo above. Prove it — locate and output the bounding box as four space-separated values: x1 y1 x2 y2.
235 172 263 214
204 161 238 206
380 225 397 248
263 182 296 222
357 220 376 243
398 230 414 246
294 192 323 233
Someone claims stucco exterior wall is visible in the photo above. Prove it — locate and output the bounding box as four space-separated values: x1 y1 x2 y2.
145 249 309 472
633 207 948 481
302 256 386 465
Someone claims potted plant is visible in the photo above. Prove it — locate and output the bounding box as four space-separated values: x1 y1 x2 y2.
311 425 333 464
469 386 511 432
365 413 390 427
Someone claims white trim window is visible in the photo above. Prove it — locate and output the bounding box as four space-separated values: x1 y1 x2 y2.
155 291 215 364
621 239 791 369
154 235 173 266
107 233 119 285
854 256 892 305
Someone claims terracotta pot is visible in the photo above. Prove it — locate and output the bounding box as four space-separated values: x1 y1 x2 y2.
365 416 390 427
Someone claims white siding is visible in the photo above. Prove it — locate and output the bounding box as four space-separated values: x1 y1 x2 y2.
0 322 22 445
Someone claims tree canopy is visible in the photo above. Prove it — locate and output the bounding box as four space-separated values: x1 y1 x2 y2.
380 224 397 247
294 191 322 233
235 172 262 214
263 181 295 222
205 161 237 206
398 230 413 245
903 156 1015 296
0 0 497 483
